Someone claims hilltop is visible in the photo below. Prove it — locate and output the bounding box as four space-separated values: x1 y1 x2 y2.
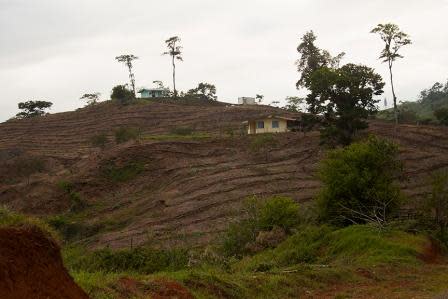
1 99 448 249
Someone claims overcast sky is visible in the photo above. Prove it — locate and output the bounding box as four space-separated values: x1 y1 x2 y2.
1 0 447 121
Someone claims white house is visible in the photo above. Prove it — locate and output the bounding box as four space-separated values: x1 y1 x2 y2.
138 88 169 98
238 97 256 105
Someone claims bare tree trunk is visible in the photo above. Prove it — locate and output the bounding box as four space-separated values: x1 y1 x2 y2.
127 65 136 97
388 60 398 126
172 55 176 98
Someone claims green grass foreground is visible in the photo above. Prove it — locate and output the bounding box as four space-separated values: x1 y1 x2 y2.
65 224 445 299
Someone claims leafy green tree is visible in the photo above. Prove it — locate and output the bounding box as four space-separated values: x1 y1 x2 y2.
256 94 264 103
435 107 448 125
317 136 403 227
371 23 412 125
284 96 304 112
307 64 384 145
187 82 217 101
115 54 139 96
163 36 183 98
111 85 134 105
16 100 53 119
296 31 345 90
80 92 100 106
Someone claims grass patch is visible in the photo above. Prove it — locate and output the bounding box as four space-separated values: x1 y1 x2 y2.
235 224 426 272
0 207 59 241
64 246 189 274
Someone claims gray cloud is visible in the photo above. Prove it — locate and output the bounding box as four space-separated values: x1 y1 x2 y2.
0 0 447 121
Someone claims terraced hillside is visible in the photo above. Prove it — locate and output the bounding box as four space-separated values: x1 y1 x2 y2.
1 100 448 249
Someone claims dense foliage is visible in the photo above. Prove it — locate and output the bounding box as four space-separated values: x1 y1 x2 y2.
307 64 384 145
377 80 448 124
111 85 135 105
317 136 403 226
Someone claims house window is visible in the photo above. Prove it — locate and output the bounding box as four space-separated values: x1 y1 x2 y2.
272 120 279 128
257 121 265 129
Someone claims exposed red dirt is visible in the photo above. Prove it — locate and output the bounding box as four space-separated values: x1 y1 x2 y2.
0 226 89 299
418 238 445 264
149 278 194 299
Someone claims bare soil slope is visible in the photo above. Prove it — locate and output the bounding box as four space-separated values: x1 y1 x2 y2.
0 226 89 299
1 100 448 248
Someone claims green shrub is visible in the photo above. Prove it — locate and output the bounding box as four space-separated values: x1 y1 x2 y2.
65 246 189 274
56 180 85 212
111 85 135 105
435 107 448 125
170 126 194 136
221 219 258 258
317 135 403 226
114 127 141 144
90 133 108 148
221 196 300 257
101 161 144 183
258 196 299 231
57 180 74 193
47 215 102 241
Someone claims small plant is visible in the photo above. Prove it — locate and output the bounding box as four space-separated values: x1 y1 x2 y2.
114 127 141 144
101 161 144 183
57 180 85 212
170 126 194 136
249 134 278 161
89 133 108 148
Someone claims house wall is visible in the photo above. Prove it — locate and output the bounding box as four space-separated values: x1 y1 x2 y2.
238 97 256 105
139 89 168 98
248 118 288 134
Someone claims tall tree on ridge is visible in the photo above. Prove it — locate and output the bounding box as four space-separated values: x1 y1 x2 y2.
296 30 345 91
115 54 138 96
163 36 183 98
371 23 411 125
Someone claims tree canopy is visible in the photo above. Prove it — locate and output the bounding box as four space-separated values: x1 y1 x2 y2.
187 82 217 101
296 31 345 89
16 100 53 119
307 63 384 145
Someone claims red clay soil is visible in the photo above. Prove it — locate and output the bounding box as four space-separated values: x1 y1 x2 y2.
0 226 89 299
418 237 445 264
149 278 194 299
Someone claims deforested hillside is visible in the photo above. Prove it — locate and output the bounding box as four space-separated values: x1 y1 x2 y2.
0 100 287 160
1 100 448 249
